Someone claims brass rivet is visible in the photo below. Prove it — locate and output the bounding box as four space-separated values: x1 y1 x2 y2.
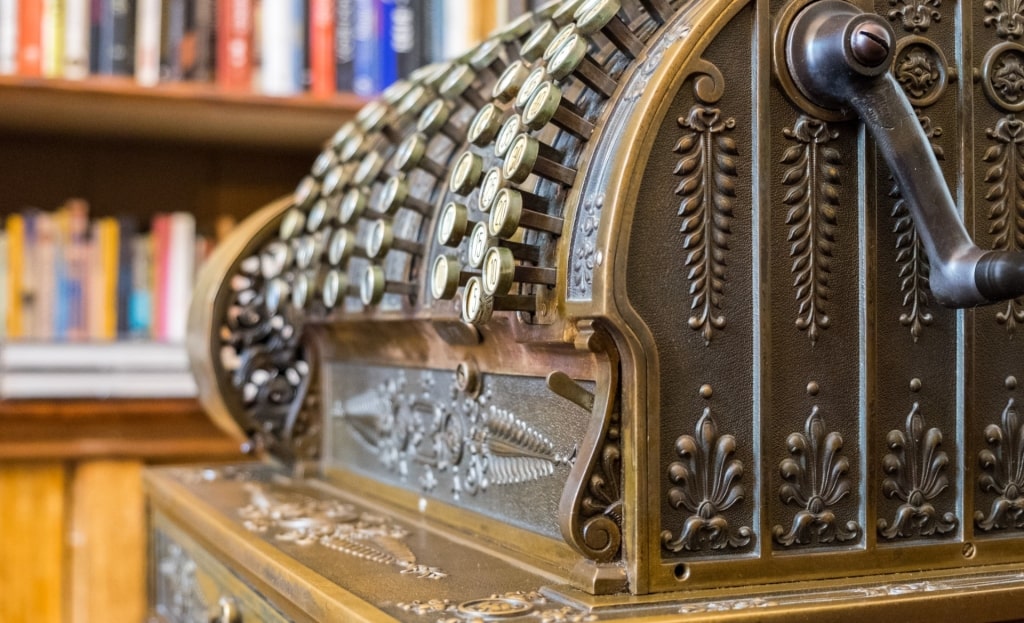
699 384 713 399
1007 376 1018 390
910 378 923 392
807 381 820 397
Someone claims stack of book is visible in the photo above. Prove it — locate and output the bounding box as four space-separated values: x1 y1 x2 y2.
0 199 222 344
0 0 535 97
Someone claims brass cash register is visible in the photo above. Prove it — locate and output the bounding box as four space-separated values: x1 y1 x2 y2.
147 0 1024 620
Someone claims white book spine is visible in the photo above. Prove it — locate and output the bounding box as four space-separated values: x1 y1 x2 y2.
165 212 195 343
261 0 302 96
63 0 88 78
41 0 60 76
442 0 472 60
135 0 161 85
0 0 18 74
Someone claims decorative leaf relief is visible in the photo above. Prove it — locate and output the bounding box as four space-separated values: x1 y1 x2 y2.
674 104 738 345
662 409 752 552
782 116 840 346
984 115 1024 334
773 407 861 547
985 0 1024 40
976 399 1024 531
888 0 941 33
891 112 941 342
877 404 958 539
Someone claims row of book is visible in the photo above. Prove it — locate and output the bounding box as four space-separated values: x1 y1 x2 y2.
0 0 537 96
0 200 227 345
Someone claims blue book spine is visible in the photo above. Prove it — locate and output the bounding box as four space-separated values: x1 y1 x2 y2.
292 0 306 91
376 0 398 92
352 0 377 96
335 0 355 91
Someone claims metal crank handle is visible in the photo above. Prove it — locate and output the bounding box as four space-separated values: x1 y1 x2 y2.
785 0 1024 307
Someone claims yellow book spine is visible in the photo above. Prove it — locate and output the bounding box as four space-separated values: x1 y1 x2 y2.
98 218 120 340
5 214 24 339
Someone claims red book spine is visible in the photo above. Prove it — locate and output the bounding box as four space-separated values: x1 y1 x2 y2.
310 0 336 97
17 0 43 76
217 0 254 91
151 213 170 341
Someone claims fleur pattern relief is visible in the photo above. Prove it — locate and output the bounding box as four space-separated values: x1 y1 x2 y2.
991 51 1024 105
674 104 738 345
984 115 1024 333
895 48 941 100
569 194 603 299
782 116 841 345
888 0 941 33
662 409 752 551
976 399 1024 530
878 404 959 539
773 408 861 546
892 112 942 342
985 0 1024 40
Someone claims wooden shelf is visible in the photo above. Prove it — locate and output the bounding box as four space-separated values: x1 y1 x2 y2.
0 76 368 151
0 398 244 461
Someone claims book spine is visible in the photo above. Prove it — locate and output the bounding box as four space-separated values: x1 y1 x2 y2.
441 0 472 60
110 0 133 75
20 211 38 338
216 0 253 90
193 0 216 80
33 212 55 341
63 0 88 78
96 217 120 340
150 213 169 341
134 0 161 85
5 213 24 339
91 0 111 73
351 0 374 95
392 0 417 81
18 0 43 76
260 0 304 96
309 0 334 97
0 0 17 74
41 0 62 77
129 233 151 338
164 212 195 343
375 0 396 90
428 0 444 63
334 0 353 91
64 199 90 341
116 217 136 338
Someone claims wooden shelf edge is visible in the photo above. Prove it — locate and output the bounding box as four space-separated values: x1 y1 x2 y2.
0 76 368 151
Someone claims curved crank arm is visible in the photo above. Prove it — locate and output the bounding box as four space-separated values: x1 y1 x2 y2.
784 0 1024 307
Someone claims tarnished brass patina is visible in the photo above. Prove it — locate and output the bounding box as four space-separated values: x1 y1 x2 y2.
169 0 1024 620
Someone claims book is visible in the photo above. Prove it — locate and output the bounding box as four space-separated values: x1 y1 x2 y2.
128 233 152 338
334 0 354 91
0 370 197 398
134 0 161 85
150 212 170 340
0 0 17 74
0 340 190 371
63 0 89 78
18 0 43 76
393 0 419 80
441 0 473 60
88 217 119 340
32 211 55 340
164 212 196 343
41 0 63 77
217 0 253 90
260 0 304 96
92 0 134 75
309 0 335 97
116 217 137 338
4 213 23 339
376 0 397 90
192 0 217 81
351 0 374 95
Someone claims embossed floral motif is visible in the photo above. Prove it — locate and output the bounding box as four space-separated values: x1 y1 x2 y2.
674 104 737 345
427 591 597 623
781 116 841 346
662 409 752 551
239 483 448 579
985 0 1024 40
341 373 574 499
895 48 941 100
773 408 861 546
877 404 958 539
888 0 941 33
993 51 1024 105
570 194 603 299
679 598 776 614
976 399 1024 530
891 112 941 342
984 115 1024 333
155 533 208 623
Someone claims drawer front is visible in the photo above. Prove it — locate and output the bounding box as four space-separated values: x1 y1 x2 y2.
150 517 291 623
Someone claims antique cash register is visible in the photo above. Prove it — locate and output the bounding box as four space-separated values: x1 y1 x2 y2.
147 0 1024 620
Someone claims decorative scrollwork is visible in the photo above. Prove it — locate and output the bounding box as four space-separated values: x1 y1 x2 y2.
782 116 840 346
892 112 941 342
674 103 737 345
985 0 1024 40
570 194 603 300
154 532 208 623
341 373 574 499
240 483 447 579
888 0 941 33
403 591 597 623
773 407 861 546
662 409 752 552
976 399 1024 531
877 404 958 539
984 115 1024 333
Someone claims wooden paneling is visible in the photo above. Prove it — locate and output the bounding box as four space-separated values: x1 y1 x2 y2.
0 463 66 623
69 460 146 623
